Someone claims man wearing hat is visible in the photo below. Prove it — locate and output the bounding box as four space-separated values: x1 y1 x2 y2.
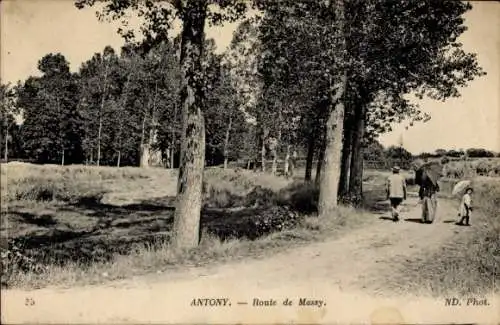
386 165 407 221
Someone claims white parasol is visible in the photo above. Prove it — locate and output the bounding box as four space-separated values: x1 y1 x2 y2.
452 180 472 196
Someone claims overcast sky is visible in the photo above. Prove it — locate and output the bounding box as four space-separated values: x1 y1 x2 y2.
1 0 498 154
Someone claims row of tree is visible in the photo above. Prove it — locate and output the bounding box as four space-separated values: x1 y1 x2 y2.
3 0 485 250
417 148 499 159
2 39 251 168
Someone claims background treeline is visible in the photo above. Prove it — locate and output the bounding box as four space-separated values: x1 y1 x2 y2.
416 148 499 159
0 36 426 171
1 39 251 168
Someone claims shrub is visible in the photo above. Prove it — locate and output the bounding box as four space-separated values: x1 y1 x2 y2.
278 181 319 213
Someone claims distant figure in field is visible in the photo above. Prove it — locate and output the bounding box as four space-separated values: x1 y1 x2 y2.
457 187 473 226
386 165 407 222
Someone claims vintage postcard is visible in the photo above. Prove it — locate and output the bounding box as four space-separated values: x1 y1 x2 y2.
1 0 499 324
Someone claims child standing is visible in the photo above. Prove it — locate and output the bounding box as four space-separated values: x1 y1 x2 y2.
457 187 473 226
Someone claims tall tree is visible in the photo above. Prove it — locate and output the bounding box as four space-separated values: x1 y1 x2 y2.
76 0 250 249
18 54 83 164
0 84 18 161
342 0 485 204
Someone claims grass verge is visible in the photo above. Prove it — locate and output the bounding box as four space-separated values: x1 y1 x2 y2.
4 206 371 290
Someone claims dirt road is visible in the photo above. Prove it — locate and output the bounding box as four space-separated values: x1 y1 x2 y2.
2 197 498 324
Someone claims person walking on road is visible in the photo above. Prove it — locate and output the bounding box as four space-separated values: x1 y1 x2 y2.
386 165 407 222
416 162 442 224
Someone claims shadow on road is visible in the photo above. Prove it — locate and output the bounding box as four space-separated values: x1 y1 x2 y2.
404 218 424 224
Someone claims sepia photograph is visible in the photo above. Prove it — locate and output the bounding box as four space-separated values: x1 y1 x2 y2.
1 0 499 323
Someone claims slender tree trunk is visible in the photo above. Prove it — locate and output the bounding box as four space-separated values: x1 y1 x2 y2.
348 102 367 206
96 117 103 166
117 150 121 168
172 0 208 250
4 127 8 162
271 112 282 175
170 147 175 169
96 64 109 167
315 134 326 185
223 115 232 169
339 106 354 202
148 81 162 167
170 103 178 169
146 121 156 167
55 96 65 166
305 132 315 181
261 140 266 172
260 127 268 172
271 146 278 175
115 74 131 168
284 144 290 178
140 107 149 167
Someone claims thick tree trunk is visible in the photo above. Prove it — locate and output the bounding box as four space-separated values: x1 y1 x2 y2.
305 132 315 181
317 79 346 215
339 106 355 202
172 0 207 250
348 102 367 206
223 115 232 169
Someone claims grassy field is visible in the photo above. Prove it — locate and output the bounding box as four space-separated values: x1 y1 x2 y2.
1 162 394 289
424 157 500 178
